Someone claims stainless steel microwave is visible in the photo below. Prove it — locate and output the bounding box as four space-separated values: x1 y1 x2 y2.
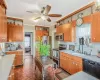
55 33 64 41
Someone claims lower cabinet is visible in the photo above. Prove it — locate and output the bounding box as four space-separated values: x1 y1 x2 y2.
60 52 83 74
6 51 23 66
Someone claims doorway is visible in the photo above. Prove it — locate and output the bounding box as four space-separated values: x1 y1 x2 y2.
24 32 33 55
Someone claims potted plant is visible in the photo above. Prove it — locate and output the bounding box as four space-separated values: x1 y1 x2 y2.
37 37 50 61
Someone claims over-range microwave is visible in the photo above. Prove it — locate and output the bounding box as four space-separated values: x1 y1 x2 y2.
55 33 64 41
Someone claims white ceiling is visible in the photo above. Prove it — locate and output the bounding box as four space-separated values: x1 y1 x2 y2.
6 0 94 26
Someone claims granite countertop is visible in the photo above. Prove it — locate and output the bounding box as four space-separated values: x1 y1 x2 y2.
60 50 100 63
63 71 99 80
36 57 55 67
0 54 15 80
5 49 23 52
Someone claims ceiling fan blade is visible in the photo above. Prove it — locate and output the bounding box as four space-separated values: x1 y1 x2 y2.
47 18 51 22
34 17 41 20
44 5 51 14
41 7 45 13
48 14 62 17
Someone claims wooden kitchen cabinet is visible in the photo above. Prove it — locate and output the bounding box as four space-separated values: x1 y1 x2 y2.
83 15 92 24
42 30 49 36
56 20 76 42
35 28 49 41
7 24 23 42
91 12 100 42
56 25 63 34
6 51 23 66
35 30 43 41
63 22 76 42
60 52 83 74
0 3 7 42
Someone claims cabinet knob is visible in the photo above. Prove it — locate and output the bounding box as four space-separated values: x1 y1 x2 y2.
94 38 95 40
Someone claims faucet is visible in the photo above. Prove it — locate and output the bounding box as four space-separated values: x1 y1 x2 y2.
0 51 5 56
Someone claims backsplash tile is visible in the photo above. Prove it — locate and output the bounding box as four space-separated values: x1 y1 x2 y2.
60 24 100 56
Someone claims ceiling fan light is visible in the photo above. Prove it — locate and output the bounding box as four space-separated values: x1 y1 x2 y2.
31 18 39 22
34 19 39 22
41 15 46 20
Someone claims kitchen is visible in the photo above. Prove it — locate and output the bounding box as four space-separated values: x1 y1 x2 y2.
0 0 100 80
51 1 100 80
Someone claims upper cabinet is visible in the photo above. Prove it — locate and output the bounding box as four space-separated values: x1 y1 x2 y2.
56 25 63 34
83 15 92 24
35 26 49 41
56 20 76 42
91 12 100 42
7 17 23 42
0 1 7 42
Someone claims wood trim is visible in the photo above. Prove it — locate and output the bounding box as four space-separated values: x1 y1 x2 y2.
7 17 23 22
57 2 95 23
35 25 49 28
0 0 3 5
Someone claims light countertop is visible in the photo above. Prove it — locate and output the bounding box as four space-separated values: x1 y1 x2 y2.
36 57 55 66
63 71 99 80
60 50 100 63
0 54 15 80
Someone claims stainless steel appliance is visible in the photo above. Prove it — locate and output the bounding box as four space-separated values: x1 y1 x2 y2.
52 44 66 67
83 59 100 79
55 33 64 41
79 37 84 54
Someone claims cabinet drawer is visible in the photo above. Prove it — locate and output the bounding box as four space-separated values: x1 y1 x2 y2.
73 56 82 63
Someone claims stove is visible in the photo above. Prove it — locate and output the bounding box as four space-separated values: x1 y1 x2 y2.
52 44 67 67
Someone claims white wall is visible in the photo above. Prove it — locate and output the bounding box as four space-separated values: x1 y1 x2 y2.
49 26 59 49
24 24 36 57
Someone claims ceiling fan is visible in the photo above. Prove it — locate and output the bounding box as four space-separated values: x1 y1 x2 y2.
26 5 62 22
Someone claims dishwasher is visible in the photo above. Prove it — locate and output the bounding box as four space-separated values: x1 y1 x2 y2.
83 59 100 79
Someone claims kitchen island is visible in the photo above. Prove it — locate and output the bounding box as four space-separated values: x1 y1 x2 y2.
0 54 15 80
35 57 56 80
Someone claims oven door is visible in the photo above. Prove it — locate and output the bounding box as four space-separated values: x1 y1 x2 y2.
53 50 59 60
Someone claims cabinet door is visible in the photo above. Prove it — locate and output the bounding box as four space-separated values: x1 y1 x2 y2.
83 15 92 24
0 6 7 42
43 30 49 36
0 6 2 42
65 57 70 72
7 24 23 42
75 63 83 73
91 12 100 42
56 26 63 34
17 25 23 41
63 23 72 41
56 26 60 34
